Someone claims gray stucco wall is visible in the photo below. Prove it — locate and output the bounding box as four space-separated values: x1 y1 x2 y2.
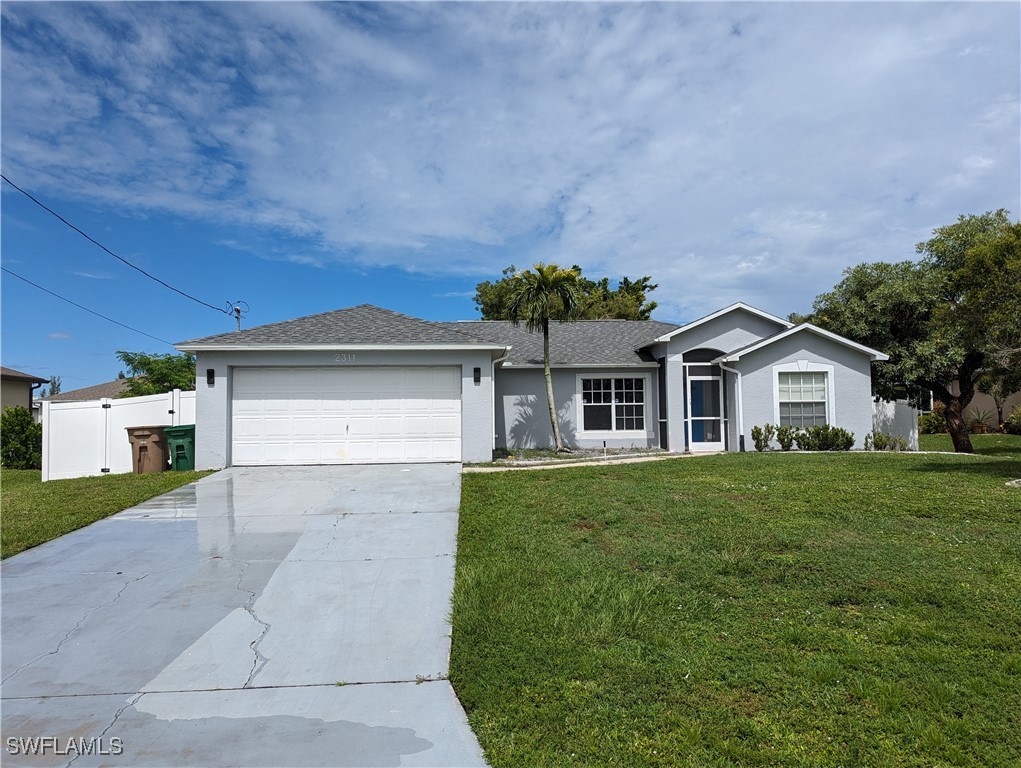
734 334 874 450
193 349 494 468
662 310 789 452
495 367 659 450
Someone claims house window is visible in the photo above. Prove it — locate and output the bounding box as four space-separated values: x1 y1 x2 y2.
778 372 828 427
581 377 645 431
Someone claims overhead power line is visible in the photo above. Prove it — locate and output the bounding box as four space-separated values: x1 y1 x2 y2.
1 266 174 347
1 174 229 315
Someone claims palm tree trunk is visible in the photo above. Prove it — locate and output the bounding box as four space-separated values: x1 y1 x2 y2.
543 319 566 451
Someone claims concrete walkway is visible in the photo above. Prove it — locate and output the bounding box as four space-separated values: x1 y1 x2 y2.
1 465 486 767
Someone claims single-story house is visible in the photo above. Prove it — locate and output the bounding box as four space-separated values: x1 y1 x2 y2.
1 366 48 413
176 303 888 468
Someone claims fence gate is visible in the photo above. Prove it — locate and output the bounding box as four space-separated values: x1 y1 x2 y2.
42 390 195 482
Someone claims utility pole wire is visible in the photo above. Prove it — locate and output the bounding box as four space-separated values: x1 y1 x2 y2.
1 174 228 315
1 266 175 347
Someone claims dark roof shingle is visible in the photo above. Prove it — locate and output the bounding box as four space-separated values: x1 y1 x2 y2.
44 379 132 401
177 305 499 348
1 366 48 384
441 319 680 366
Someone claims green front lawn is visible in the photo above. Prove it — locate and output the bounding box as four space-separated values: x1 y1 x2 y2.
1 469 212 558
919 432 1021 456
451 453 1021 767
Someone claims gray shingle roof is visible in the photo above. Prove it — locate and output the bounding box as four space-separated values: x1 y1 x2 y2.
177 305 501 348
176 304 681 366
441 319 681 366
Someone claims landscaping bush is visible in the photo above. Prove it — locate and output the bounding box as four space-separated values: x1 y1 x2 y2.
918 403 948 434
751 423 775 452
0 407 42 469
794 424 855 451
867 431 909 452
775 424 797 451
1006 406 1021 435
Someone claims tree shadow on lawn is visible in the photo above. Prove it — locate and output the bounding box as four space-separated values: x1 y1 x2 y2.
905 457 1021 482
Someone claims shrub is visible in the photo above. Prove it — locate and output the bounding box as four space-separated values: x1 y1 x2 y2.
1006 406 1021 435
775 424 797 451
870 431 890 451
795 425 855 451
0 407 42 469
918 403 947 434
888 435 909 452
751 423 775 452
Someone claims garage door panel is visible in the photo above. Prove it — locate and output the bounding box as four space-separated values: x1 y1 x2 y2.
376 416 404 437
231 367 462 465
347 416 377 437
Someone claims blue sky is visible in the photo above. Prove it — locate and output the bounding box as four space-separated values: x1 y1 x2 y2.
2 2 1018 391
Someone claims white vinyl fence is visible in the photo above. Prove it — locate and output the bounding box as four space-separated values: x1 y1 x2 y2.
872 399 919 450
42 390 195 482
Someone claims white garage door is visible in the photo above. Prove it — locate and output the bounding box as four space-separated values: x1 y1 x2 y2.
232 366 461 465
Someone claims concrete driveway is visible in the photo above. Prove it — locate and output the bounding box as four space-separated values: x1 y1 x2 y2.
1 464 486 767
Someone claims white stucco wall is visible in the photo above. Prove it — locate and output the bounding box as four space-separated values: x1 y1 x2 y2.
733 334 875 450
494 367 660 450
193 349 494 468
873 400 919 450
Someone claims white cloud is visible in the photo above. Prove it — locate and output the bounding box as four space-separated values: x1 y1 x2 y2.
1 2 1017 320
48 332 71 340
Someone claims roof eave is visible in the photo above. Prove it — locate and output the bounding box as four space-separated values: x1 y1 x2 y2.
175 342 509 353
500 362 660 369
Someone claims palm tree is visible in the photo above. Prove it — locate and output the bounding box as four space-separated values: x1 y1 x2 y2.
508 263 582 452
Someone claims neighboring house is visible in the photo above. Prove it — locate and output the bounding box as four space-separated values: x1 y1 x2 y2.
1 366 48 413
176 303 888 468
946 381 1021 425
43 378 132 402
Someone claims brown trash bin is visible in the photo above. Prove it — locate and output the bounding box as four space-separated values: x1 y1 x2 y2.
126 426 168 473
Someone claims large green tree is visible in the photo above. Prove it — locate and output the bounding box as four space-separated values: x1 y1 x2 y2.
116 351 196 397
475 265 657 321
809 210 1021 453
507 264 582 452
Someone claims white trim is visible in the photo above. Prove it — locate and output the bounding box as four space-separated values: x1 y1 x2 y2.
718 362 744 451
575 373 654 438
176 343 509 353
653 303 792 343
715 324 889 363
772 362 836 426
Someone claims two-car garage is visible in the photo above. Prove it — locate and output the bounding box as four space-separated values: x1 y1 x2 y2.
231 366 462 465
178 304 504 468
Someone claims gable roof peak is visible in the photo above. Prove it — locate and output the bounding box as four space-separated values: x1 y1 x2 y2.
652 302 792 343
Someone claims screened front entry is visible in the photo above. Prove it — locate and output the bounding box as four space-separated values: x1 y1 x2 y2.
687 376 724 451
684 351 726 452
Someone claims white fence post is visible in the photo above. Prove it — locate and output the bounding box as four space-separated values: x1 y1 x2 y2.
41 400 51 482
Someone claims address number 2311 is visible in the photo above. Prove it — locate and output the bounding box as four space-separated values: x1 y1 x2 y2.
334 354 356 363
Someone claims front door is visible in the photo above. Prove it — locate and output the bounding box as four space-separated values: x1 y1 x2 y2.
687 376 725 451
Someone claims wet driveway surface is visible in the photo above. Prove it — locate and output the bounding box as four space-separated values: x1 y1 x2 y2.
1 464 486 767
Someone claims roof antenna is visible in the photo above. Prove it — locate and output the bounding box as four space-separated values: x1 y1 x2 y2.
226 300 250 331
